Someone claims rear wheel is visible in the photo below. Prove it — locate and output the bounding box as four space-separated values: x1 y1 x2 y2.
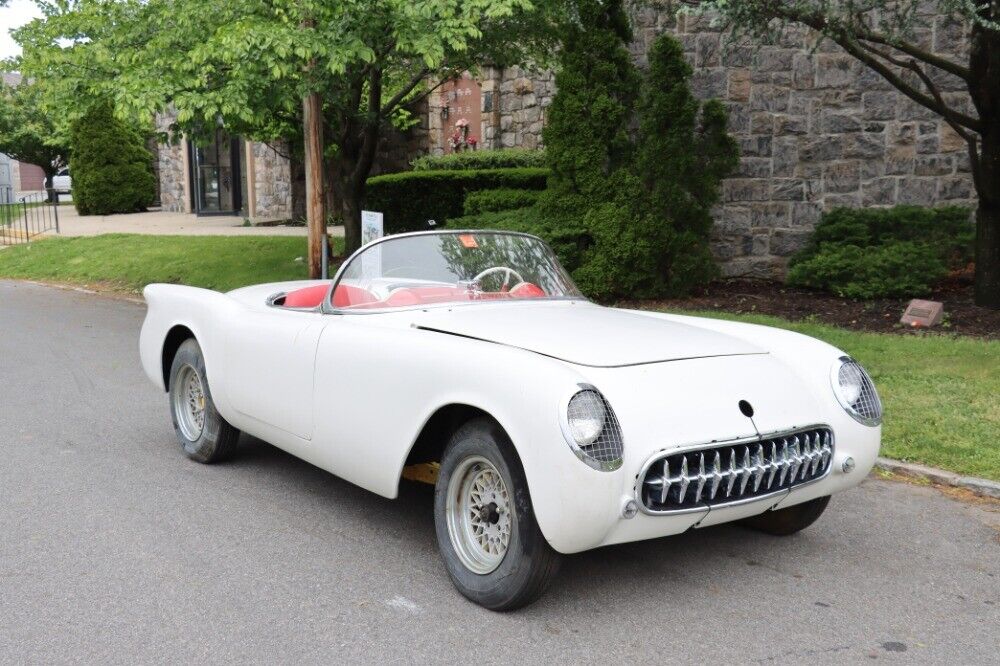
168 338 240 463
740 495 831 536
434 418 561 611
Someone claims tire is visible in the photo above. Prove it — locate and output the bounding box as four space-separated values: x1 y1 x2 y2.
434 417 561 611
168 338 240 463
739 495 831 536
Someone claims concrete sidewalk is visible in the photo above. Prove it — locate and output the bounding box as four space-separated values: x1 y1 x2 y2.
54 207 345 238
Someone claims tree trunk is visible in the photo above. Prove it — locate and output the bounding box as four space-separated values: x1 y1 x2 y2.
342 187 363 255
975 199 1000 308
968 18 999 308
303 91 326 279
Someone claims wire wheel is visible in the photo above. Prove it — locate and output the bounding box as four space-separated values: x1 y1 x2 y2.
446 455 514 575
172 363 206 442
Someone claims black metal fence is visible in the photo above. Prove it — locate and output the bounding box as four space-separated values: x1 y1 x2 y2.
0 188 62 247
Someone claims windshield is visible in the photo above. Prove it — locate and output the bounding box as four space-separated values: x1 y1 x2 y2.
331 231 583 311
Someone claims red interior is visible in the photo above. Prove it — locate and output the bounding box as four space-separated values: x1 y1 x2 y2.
281 281 547 310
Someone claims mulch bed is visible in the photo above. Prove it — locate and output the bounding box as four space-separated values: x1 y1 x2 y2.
622 278 1000 340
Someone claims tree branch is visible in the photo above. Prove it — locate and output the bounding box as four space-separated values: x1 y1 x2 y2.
857 41 975 141
380 66 430 117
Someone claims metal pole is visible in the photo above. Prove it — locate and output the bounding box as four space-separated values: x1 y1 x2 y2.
22 199 29 243
321 232 329 280
52 191 60 234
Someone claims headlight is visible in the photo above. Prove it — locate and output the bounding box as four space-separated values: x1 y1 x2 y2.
831 356 882 426
561 387 623 471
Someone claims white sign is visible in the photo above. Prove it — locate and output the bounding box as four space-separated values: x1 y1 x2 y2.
360 210 384 279
361 210 384 246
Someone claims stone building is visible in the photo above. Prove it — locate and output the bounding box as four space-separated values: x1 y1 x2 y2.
155 113 297 221
423 9 976 277
155 6 976 277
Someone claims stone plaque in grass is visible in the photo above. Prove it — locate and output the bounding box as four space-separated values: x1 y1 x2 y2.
901 299 944 328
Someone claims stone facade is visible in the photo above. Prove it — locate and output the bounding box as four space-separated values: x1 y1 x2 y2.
425 6 976 278
156 115 188 213
251 142 293 220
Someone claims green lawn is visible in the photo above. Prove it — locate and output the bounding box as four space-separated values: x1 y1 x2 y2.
651 310 1000 483
1 234 996 481
0 234 343 293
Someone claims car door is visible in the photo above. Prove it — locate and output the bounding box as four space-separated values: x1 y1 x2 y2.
224 307 327 441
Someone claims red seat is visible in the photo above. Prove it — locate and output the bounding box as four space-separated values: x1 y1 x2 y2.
283 284 329 308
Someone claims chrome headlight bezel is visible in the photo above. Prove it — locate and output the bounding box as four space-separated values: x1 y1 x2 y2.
830 356 883 427
559 385 624 472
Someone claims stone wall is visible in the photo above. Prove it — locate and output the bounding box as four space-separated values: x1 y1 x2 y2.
251 141 293 220
156 115 188 213
422 5 976 278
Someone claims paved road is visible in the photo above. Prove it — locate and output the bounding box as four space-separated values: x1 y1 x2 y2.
1 280 998 664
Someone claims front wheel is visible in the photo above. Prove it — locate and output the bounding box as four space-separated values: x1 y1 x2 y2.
168 338 240 463
434 418 561 611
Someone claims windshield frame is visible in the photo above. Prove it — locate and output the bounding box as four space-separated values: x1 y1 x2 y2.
322 229 588 315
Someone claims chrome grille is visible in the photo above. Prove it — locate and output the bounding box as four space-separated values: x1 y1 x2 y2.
639 427 834 514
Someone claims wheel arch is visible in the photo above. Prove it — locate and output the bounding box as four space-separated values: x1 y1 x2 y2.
399 403 520 487
161 324 196 391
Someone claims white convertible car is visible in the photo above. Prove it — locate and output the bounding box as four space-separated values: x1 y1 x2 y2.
140 230 882 610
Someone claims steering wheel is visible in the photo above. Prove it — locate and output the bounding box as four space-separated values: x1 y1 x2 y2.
472 266 525 292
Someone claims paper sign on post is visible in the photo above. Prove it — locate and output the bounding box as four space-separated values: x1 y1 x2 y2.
361 210 384 245
360 210 384 279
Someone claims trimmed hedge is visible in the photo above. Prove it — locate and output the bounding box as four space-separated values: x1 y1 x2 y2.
463 188 542 215
410 148 547 171
364 168 549 233
787 205 974 299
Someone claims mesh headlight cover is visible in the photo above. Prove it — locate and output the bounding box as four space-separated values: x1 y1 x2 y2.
833 357 882 426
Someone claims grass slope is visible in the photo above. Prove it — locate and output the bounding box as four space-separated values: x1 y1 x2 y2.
0 234 344 293
661 310 1000 482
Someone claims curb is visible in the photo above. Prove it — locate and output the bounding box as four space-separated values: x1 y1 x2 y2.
874 457 1000 499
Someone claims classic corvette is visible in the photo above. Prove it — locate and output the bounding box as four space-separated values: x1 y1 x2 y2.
139 230 882 610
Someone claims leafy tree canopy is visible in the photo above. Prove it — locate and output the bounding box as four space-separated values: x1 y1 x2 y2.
0 76 68 181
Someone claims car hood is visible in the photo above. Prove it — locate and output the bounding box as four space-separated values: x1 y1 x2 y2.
411 301 765 367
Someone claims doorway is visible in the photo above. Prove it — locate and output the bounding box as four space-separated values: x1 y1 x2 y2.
190 130 244 215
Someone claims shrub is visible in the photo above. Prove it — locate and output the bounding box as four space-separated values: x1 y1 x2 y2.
540 0 638 206
787 206 975 299
410 148 547 172
787 242 948 300
631 35 739 295
69 100 155 216
449 207 591 273
791 205 975 269
463 188 542 215
364 168 549 233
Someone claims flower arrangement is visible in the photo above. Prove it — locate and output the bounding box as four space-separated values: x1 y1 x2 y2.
449 118 477 152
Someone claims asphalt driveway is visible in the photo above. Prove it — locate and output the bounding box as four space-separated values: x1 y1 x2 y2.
1 280 997 664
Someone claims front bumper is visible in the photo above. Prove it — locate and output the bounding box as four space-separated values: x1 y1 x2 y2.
528 354 881 554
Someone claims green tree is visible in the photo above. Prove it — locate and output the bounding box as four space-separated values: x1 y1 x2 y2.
14 0 561 274
684 0 1000 307
70 101 155 215
634 35 738 294
0 78 69 200
541 0 639 209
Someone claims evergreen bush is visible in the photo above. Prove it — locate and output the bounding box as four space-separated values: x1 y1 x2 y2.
364 168 549 233
463 188 542 215
786 205 974 299
410 148 547 172
69 101 155 215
